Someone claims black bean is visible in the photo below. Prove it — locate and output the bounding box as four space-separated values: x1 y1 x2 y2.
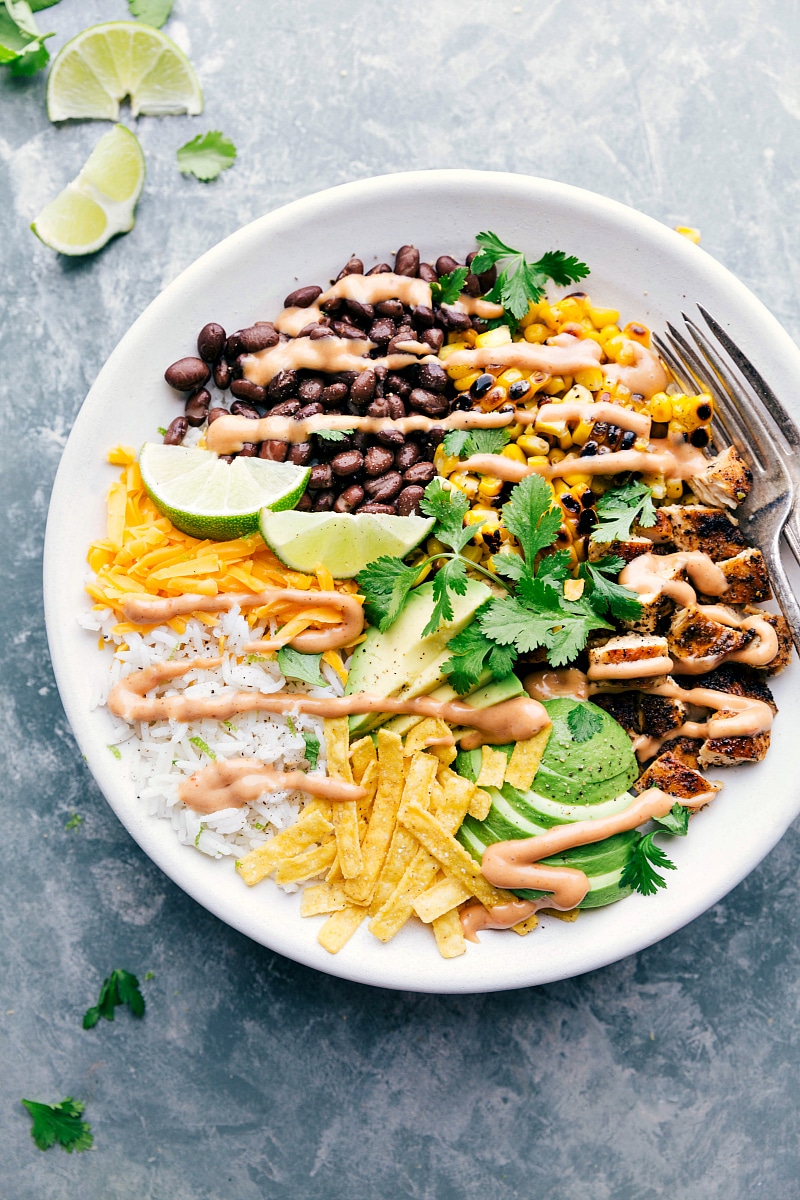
620 430 637 451
267 369 297 401
508 379 530 401
397 485 425 516
298 377 324 403
416 361 448 392
395 443 420 472
403 461 436 486
332 321 366 340
321 382 349 407
184 387 211 426
331 449 364 477
435 255 460 277
258 440 289 461
289 442 313 466
352 432 370 453
375 299 404 319
334 484 365 513
364 445 395 476
308 464 333 490
366 262 392 275
197 322 226 363
313 490 336 512
320 296 342 315
470 373 494 399
385 372 411 399
230 379 267 406
367 397 390 419
296 323 318 338
409 388 448 417
394 245 420 277
561 494 581 514
237 324 278 353
295 402 324 420
344 299 374 324
411 305 435 330
213 359 232 389
419 262 438 283
284 285 323 308
364 472 403 502
296 491 313 511
164 357 210 391
357 502 397 515
388 333 414 354
426 426 446 448
164 415 188 444
420 327 444 353
462 271 482 297
438 307 472 332
218 454 234 464
207 407 228 424
238 442 258 457
577 509 598 536
336 255 364 280
350 370 377 407
224 333 243 362
387 395 406 419
268 399 301 417
377 428 405 448
368 317 395 344
230 399 262 420
466 251 497 293
581 490 595 509
309 326 335 340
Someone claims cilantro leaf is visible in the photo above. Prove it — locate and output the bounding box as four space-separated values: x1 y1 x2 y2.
315 428 354 442
501 473 562 565
442 430 469 458
443 427 511 459
83 969 145 1029
423 557 468 637
492 551 526 582
619 832 677 896
419 478 471 548
356 556 422 632
303 733 321 770
442 606 518 694
480 585 611 668
0 0 54 75
579 555 643 621
189 735 216 759
177 132 237 183
277 646 327 687
592 481 656 544
470 231 520 273
21 1098 93 1154
533 250 591 288
127 0 172 26
566 704 605 743
653 803 690 837
431 266 468 306
473 232 590 321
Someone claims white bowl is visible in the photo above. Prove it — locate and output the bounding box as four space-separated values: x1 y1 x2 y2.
44 170 800 993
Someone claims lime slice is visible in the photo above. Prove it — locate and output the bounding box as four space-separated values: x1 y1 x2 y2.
46 21 203 121
259 511 435 578
31 124 145 256
139 444 310 540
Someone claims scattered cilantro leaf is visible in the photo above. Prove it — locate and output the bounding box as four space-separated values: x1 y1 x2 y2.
194 823 207 847
591 480 656 544
303 733 321 770
423 556 468 638
442 604 519 694
107 744 121 760
28 0 62 10
501 473 563 566
157 426 167 437
21 1098 93 1154
83 969 145 1029
315 428 354 442
653 803 690 837
64 812 83 831
471 232 590 321
127 0 173 26
419 478 471 548
286 715 297 735
277 646 326 687
579 555 643 621
619 832 677 896
189 735 216 759
442 429 469 458
492 551 526 582
430 266 468 306
177 131 237 183
566 704 604 743
443 427 511 459
144 971 155 981
0 1 54 76
356 556 422 632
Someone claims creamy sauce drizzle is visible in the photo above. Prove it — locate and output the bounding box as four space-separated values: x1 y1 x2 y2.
620 551 729 606
444 332 604 376
275 273 433 337
242 335 421 386
108 659 551 744
121 588 364 653
523 667 590 701
669 606 779 674
623 678 774 758
460 433 709 484
603 342 668 397
179 757 364 813
535 400 652 438
587 654 674 682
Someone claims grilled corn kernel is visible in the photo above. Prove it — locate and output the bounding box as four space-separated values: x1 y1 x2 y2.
541 376 567 396
478 477 504 500
523 323 549 344
687 394 714 426
467 506 499 526
557 298 584 323
497 368 524 386
589 306 620 330
462 328 479 347
526 454 550 469
446 333 466 346
447 362 476 380
623 322 651 346
641 472 666 499
562 471 593 488
560 321 585 338
563 384 594 406
536 301 560 331
482 385 510 411
536 420 572 450
454 371 483 393
518 303 539 329
433 446 460 477
618 341 639 366
426 536 448 557
439 342 466 359
517 434 549 457
571 419 595 446
475 326 512 349
501 443 527 464
462 543 482 563
573 366 604 391
665 479 684 500
648 392 673 423
549 448 567 464
599 324 622 346
449 472 479 499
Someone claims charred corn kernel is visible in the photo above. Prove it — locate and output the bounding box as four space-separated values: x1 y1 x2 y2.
462 328 479 347
648 392 673 422
434 445 460 476
624 321 651 347
537 420 572 450
563 384 594 405
449 472 479 499
439 341 467 358
454 370 483 393
580 329 604 347
536 301 560 331
461 544 482 564
467 506 499 527
517 434 549 457
478 477 504 500
566 544 580 569
618 341 638 366
482 386 510 411
523 323 549 344
573 366 604 391
527 454 550 469
685 394 714 427
475 326 512 348
602 336 624 363
571 419 595 446
497 368 524 386
560 321 585 338
589 306 620 329
563 471 593 488
552 479 571 497
665 478 684 500
500 443 527 464
641 472 666 499
446 362 476 380
675 225 701 244
634 437 649 452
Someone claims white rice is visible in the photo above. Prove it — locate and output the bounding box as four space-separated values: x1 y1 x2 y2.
78 602 344 866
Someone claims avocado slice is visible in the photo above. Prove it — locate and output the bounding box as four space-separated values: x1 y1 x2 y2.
346 578 491 735
532 698 638 807
382 671 525 739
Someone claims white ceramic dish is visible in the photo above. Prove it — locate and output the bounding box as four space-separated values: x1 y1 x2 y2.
44 170 800 993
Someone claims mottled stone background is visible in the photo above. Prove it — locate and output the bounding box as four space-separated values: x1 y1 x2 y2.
2 1 800 1197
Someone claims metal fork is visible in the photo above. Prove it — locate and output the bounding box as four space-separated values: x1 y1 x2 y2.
652 309 800 656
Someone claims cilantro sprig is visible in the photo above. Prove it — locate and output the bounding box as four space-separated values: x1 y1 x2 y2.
0 0 57 77
128 0 173 27
83 969 145 1029
177 131 237 183
21 1097 93 1154
591 480 656 544
578 555 643 622
430 266 468 306
620 832 678 896
470 232 590 322
566 705 604 743
442 427 511 459
303 732 321 770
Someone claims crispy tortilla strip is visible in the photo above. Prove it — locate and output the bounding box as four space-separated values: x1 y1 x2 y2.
275 840 337 885
350 735 377 783
299 881 349 917
403 717 455 757
504 727 551 790
343 729 405 906
236 809 332 886
317 905 367 953
324 717 353 783
435 768 475 833
413 875 471 923
541 907 581 922
369 846 440 942
468 787 492 821
398 799 515 909
477 745 507 788
430 743 457 766
432 908 466 958
357 758 379 822
369 752 438 913
325 717 362 879
326 858 343 883
512 914 540 936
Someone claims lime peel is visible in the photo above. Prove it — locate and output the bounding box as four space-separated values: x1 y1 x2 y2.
259 511 435 579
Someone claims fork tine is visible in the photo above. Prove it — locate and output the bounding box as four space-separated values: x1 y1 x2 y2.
652 333 696 394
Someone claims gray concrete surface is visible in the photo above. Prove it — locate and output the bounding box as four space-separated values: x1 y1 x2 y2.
2 1 800 1196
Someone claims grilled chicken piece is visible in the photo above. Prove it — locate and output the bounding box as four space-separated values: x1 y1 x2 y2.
646 505 747 560
593 691 687 739
592 691 641 735
744 609 792 675
588 537 654 564
699 723 771 767
634 508 673 543
699 663 778 714
656 736 703 770
712 548 771 605
633 751 722 805
667 605 755 672
689 446 753 509
588 634 672 686
620 555 696 634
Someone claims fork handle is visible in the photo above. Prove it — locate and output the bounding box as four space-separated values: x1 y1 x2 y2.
764 532 800 659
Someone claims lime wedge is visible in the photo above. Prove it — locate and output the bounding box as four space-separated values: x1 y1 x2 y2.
259 511 435 578
139 444 310 540
31 124 145 256
46 21 203 121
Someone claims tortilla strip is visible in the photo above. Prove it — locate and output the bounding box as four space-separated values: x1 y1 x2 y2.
477 745 507 788
432 908 466 958
299 881 349 916
275 840 337 885
343 730 405 906
398 800 516 909
412 875 471 924
317 905 367 953
505 727 551 790
236 808 332 886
